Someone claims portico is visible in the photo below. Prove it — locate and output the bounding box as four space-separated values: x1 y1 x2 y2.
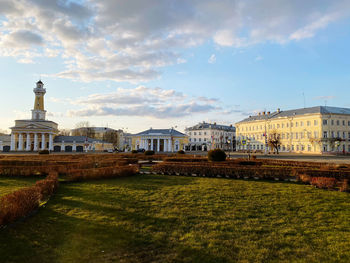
132 128 188 152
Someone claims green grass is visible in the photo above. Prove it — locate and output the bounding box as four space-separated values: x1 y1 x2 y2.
1 175 350 263
0 177 40 197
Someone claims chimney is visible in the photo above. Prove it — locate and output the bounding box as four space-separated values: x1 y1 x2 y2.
267 111 270 115
277 108 281 113
258 112 261 116
263 111 266 115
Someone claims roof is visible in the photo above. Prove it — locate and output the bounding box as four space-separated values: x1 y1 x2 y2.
185 122 235 131
53 136 107 143
236 106 350 124
134 128 186 137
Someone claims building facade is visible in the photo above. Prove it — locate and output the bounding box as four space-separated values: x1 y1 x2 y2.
7 81 112 153
236 106 350 154
132 128 188 152
10 80 59 151
185 122 235 151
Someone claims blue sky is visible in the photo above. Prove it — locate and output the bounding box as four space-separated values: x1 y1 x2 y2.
0 0 350 133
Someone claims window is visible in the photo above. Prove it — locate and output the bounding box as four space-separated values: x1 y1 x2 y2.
300 121 303 126
331 131 335 138
300 132 303 139
204 132 207 135
343 132 346 139
314 120 318 126
331 120 334 125
307 121 311 126
287 133 289 139
296 145 299 151
204 138 207 142
199 132 201 135
323 120 328 125
199 138 201 142
277 124 280 128
337 131 340 137
287 123 289 128
292 145 294 151
295 133 298 139
282 124 284 128
194 132 197 135
291 123 293 127
337 120 340 125
308 145 311 151
343 120 345 126
291 133 294 139
307 132 311 138
194 138 196 142
295 122 298 127
301 145 305 151
189 138 191 142
189 132 191 136
323 131 328 138
348 121 350 126
314 131 319 138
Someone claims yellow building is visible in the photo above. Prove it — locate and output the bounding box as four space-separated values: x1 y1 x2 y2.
236 106 350 154
132 128 188 152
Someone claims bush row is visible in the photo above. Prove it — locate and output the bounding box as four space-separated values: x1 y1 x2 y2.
67 165 139 181
152 163 295 180
0 173 59 226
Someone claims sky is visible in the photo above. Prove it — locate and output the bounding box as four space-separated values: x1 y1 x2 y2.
1 0 350 134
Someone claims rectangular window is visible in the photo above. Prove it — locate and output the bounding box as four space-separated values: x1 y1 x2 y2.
199 132 201 135
343 120 345 126
301 145 304 151
194 132 196 135
300 121 303 126
189 138 191 142
348 121 350 126
204 138 206 142
295 133 298 139
194 138 196 142
323 120 328 125
296 145 299 151
331 131 334 138
295 122 298 127
323 131 328 138
199 138 201 142
307 121 311 126
331 120 334 125
314 120 318 126
287 123 289 128
308 145 311 151
337 120 340 125
277 124 280 128
337 131 340 137
343 132 346 139
204 132 207 135
300 132 303 139
292 145 294 151
314 131 319 138
282 124 284 128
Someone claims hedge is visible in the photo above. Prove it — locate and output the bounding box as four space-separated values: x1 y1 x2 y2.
0 173 59 226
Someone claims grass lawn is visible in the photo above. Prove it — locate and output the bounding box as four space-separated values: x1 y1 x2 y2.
1 175 350 263
0 177 40 197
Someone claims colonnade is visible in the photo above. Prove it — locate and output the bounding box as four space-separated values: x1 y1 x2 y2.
10 132 54 151
139 137 175 152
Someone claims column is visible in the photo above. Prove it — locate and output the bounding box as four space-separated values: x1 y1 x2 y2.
73 141 76 152
145 139 148 150
61 141 65 152
164 139 168 152
0 141 3 152
151 139 154 151
34 133 38 151
49 134 53 151
26 133 31 151
18 133 23 151
157 138 160 152
10 133 16 151
41 133 46 150
168 139 172 152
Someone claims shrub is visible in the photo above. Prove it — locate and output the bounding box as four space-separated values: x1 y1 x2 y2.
298 174 311 184
39 150 50 155
177 150 185 154
339 179 349 192
208 149 226 162
311 177 337 189
131 150 138 154
145 150 155 156
0 187 41 226
67 165 138 181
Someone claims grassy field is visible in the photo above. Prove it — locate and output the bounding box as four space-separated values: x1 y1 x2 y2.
0 177 40 197
1 175 350 263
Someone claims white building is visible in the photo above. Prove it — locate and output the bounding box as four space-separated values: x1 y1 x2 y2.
185 122 236 151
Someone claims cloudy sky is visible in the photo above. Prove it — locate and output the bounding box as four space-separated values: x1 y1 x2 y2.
1 0 350 133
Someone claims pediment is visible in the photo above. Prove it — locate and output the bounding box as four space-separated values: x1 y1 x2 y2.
12 121 54 131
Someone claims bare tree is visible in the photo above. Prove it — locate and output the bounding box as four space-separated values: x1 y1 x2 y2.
268 130 281 154
104 130 119 148
58 129 71 136
72 122 95 138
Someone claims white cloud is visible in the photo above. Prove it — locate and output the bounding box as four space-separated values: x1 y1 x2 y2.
208 54 216 64
0 0 349 83
66 86 222 118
